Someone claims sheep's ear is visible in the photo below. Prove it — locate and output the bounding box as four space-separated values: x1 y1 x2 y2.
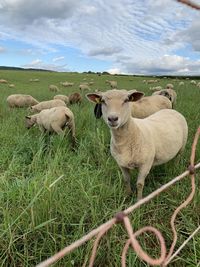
127 91 144 102
94 104 102 119
25 115 31 119
86 93 102 104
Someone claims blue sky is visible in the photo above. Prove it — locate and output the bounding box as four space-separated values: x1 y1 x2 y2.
0 0 200 75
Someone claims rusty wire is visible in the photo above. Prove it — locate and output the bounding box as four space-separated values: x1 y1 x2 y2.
176 0 200 10
37 126 200 267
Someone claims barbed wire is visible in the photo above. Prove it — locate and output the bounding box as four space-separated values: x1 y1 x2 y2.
37 126 200 267
176 0 200 9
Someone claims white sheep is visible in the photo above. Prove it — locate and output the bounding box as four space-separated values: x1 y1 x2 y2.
30 99 66 112
0 79 8 83
7 94 39 108
179 81 184 86
166 83 174 89
149 86 163 92
53 95 69 104
60 82 74 87
25 106 76 147
79 84 91 91
190 80 197 85
106 80 117 88
131 94 172 118
197 82 200 88
49 85 59 92
152 88 177 108
86 89 188 200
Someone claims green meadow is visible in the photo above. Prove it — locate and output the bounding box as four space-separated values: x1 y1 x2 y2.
0 70 200 266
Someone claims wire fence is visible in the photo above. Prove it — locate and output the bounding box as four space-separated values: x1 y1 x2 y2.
36 1 200 266
36 126 200 267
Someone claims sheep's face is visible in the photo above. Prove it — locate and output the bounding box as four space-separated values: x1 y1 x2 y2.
86 89 144 129
25 116 36 129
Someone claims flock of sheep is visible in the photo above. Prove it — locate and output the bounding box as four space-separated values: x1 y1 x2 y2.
3 76 196 200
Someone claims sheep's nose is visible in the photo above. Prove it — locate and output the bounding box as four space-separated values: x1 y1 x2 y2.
108 116 118 123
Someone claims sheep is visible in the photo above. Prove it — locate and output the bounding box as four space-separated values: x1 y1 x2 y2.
53 95 69 104
197 82 200 88
7 94 39 108
106 80 117 88
86 89 188 200
8 84 15 88
69 92 82 105
79 84 91 91
146 79 158 84
179 81 184 86
152 88 177 108
0 79 8 84
166 83 174 89
49 85 59 92
149 86 163 92
190 80 197 85
29 78 39 82
30 99 66 112
60 82 74 87
131 94 172 118
25 106 76 147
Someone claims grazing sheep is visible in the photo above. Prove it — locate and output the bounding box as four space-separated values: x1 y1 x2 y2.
29 78 39 82
86 89 188 200
106 80 118 88
25 106 76 146
190 80 197 85
146 79 158 84
89 81 94 86
7 94 39 108
30 99 66 112
131 94 172 118
0 79 8 84
197 82 200 88
79 84 90 91
49 85 59 92
60 82 74 87
166 83 174 89
53 95 69 104
179 81 184 86
8 84 15 88
69 92 82 105
149 86 163 92
152 88 177 108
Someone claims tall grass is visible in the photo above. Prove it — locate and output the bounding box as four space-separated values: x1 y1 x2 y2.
0 70 199 266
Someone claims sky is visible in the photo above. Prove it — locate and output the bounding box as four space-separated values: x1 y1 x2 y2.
0 0 200 75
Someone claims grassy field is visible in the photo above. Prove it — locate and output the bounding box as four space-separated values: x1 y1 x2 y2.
0 70 200 267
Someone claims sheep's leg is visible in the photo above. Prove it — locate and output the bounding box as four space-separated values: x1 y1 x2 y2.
51 123 64 134
120 167 132 195
67 119 77 149
137 163 152 201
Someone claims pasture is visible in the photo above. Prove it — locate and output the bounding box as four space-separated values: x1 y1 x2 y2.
0 70 200 266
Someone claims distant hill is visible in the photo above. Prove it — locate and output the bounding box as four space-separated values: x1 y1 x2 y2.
0 66 54 72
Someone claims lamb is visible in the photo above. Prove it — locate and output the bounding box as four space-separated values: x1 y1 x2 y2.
86 89 188 200
25 106 76 147
131 94 172 118
152 88 177 108
53 95 69 104
30 99 66 112
49 85 59 92
7 94 39 108
69 92 82 105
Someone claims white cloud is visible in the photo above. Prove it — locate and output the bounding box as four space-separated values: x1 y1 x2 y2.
23 59 68 72
0 0 199 74
52 56 65 62
0 46 6 53
107 68 122 75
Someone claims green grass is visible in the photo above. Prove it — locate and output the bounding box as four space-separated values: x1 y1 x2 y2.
0 70 200 266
